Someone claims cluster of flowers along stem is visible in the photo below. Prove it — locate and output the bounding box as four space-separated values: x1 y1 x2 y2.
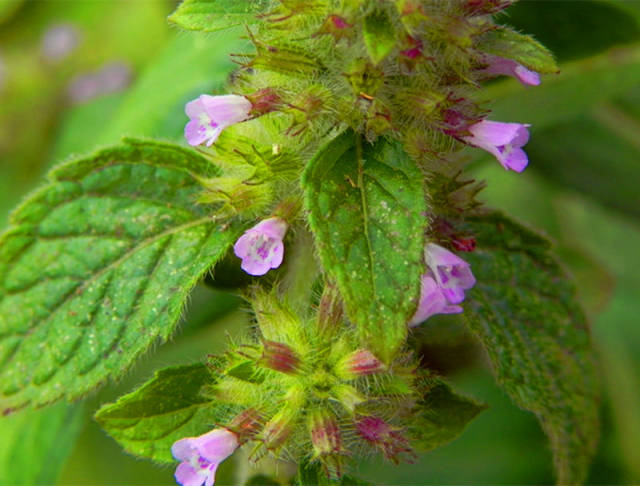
173 0 549 484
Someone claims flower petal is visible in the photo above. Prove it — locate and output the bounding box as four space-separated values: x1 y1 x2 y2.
172 438 196 462
184 119 208 146
503 147 529 172
514 64 541 86
175 462 205 486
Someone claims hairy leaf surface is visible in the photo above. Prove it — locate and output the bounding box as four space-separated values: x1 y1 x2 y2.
95 363 229 463
462 211 599 485
408 374 486 452
168 0 268 32
303 131 426 362
0 139 240 410
363 9 396 65
476 27 558 73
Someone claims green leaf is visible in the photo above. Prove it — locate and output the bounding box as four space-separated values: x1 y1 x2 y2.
0 403 84 485
0 139 240 411
302 131 426 362
168 0 268 32
475 27 558 74
95 363 230 463
245 474 280 486
295 462 375 486
505 0 640 63
462 211 599 485
363 9 397 65
408 374 487 452
526 108 640 220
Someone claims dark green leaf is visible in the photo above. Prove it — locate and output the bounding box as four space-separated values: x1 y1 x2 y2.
295 462 375 486
363 9 397 65
168 0 268 32
0 403 83 485
407 374 486 452
245 474 280 486
476 27 558 74
505 0 640 63
0 139 240 410
462 211 599 485
95 363 229 463
303 131 426 362
527 110 640 219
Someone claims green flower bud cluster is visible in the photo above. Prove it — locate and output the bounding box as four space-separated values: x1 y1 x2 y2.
203 289 419 478
232 0 513 163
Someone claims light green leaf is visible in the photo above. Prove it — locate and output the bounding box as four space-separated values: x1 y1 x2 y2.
168 0 269 32
95 363 231 463
303 131 426 362
407 374 486 452
0 402 83 485
363 9 397 65
476 27 558 74
462 211 599 485
0 139 240 411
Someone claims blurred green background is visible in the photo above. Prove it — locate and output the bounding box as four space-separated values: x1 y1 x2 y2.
0 0 639 484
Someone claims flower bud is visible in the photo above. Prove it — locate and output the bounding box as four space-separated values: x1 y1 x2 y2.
356 416 415 464
316 14 354 42
262 410 295 450
260 339 301 375
335 349 386 379
308 411 345 479
228 409 263 443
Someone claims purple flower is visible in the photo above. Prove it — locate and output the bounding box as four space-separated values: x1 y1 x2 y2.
233 217 288 276
408 273 463 326
425 243 476 304
481 55 541 86
462 120 531 172
409 243 476 326
184 94 252 147
172 428 239 486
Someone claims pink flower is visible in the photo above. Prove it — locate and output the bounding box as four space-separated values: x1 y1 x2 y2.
409 243 476 326
408 274 463 326
481 55 541 86
462 120 531 172
233 217 288 276
425 243 476 304
184 94 252 147
172 428 239 486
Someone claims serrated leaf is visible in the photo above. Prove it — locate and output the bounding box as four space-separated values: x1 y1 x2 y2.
462 211 599 485
168 0 268 32
363 9 397 65
407 374 486 452
0 139 240 411
95 363 231 463
476 27 558 74
302 131 426 362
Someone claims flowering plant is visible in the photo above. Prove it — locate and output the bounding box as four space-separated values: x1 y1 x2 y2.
0 1 602 485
